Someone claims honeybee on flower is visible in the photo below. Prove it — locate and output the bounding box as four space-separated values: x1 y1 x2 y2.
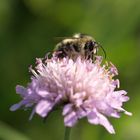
54 33 106 60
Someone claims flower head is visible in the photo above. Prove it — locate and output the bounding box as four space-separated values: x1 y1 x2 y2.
10 56 132 134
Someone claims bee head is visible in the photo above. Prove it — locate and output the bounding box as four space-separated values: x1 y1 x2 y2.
84 41 98 54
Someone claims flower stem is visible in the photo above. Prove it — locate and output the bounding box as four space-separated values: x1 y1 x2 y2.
64 127 71 140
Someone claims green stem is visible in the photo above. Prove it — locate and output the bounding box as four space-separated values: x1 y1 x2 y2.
64 127 71 140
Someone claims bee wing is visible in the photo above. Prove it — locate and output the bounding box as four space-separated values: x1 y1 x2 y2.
54 37 76 42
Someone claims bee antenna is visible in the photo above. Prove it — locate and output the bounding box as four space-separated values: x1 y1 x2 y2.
98 44 106 59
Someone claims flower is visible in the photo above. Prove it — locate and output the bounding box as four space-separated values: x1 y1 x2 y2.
10 56 132 134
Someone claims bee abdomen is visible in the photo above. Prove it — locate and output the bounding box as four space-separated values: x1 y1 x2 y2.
55 42 81 59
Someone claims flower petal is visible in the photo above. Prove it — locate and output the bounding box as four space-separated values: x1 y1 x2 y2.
64 111 78 127
16 85 26 97
35 100 54 117
10 103 22 111
63 104 73 116
87 109 115 134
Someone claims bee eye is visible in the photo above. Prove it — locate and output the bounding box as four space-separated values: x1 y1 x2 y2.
84 41 94 51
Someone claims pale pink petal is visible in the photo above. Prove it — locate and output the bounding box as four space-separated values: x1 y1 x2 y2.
63 104 73 116
64 111 78 127
87 109 115 134
35 100 54 117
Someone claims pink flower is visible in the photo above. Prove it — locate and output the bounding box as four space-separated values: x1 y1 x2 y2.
10 56 132 134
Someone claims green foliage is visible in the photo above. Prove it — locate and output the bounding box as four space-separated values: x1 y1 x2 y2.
0 121 30 140
0 0 140 139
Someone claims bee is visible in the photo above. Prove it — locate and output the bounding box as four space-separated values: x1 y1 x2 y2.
54 33 106 60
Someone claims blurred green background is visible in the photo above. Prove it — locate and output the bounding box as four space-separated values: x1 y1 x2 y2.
0 0 140 140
